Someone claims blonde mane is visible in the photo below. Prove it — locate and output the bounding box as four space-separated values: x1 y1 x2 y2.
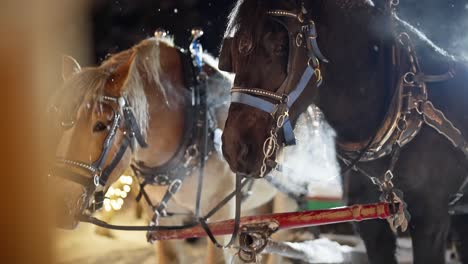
55 37 176 138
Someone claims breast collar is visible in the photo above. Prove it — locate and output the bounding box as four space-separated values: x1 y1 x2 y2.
337 21 456 162
130 49 216 187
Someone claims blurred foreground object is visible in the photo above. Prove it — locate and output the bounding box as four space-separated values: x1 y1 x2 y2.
0 0 88 263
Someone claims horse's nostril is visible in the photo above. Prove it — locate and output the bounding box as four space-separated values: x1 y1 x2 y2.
239 143 249 161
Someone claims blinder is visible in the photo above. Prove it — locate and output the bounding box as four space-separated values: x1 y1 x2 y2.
54 96 147 212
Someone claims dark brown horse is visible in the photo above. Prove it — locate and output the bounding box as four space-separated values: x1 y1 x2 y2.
219 0 468 263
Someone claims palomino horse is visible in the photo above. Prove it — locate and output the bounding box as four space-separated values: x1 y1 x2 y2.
50 36 276 263
219 0 468 263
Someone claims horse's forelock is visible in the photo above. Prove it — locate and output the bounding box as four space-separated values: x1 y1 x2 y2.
55 68 109 122
55 38 172 140
225 0 270 56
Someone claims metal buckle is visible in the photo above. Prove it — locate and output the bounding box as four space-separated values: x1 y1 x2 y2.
94 175 100 187
93 169 103 186
168 179 182 194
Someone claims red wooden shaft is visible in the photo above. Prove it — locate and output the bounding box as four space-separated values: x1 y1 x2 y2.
148 202 391 241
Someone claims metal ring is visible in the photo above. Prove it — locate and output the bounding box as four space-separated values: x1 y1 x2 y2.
307 57 320 68
398 32 410 46
397 118 408 132
295 32 303 47
403 72 415 84
391 0 400 6
238 250 257 263
297 12 305 23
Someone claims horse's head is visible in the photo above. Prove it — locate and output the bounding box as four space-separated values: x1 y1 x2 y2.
50 53 147 229
220 0 392 176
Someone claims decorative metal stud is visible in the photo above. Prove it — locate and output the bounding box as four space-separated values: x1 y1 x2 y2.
191 28 204 40
154 28 167 39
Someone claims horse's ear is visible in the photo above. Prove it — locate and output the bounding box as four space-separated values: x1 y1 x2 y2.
218 38 234 73
107 53 136 95
62 55 81 81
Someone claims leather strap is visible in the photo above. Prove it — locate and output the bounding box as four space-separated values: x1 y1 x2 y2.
230 65 317 146
231 92 276 113
199 173 243 248
99 136 131 185
92 109 121 169
287 66 315 107
304 21 329 63
422 101 468 158
53 166 95 190
123 107 148 148
415 70 455 84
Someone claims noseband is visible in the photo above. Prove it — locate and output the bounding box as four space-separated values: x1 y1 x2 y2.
54 96 147 211
229 8 328 177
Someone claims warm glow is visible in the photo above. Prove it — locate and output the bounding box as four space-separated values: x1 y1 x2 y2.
106 187 115 196
101 174 134 212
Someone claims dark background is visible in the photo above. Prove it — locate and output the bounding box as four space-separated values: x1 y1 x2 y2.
90 0 468 63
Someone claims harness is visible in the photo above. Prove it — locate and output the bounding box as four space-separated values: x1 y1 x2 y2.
53 30 249 250
336 1 468 216
220 0 468 225
54 96 148 212
131 31 218 222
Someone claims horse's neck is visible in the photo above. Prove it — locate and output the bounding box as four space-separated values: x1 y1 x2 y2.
318 46 393 143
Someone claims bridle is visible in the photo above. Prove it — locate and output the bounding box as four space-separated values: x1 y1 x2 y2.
53 95 147 212
226 6 328 177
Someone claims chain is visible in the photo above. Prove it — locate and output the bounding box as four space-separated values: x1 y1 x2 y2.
259 104 289 177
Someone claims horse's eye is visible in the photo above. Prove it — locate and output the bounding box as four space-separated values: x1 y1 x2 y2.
238 35 253 55
274 44 287 55
93 122 107 133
